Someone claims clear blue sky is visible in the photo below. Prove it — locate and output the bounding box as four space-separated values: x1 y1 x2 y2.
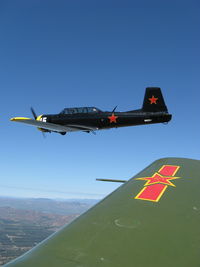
0 0 200 199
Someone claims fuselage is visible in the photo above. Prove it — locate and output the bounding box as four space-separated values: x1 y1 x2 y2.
40 109 172 131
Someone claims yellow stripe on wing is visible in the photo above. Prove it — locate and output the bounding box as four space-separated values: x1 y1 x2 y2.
10 117 32 121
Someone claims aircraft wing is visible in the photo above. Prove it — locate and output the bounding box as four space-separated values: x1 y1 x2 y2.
5 158 200 267
10 117 98 132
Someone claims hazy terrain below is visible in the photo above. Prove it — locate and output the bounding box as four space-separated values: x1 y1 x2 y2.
0 197 99 266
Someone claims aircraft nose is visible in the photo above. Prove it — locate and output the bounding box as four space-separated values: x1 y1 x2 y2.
36 115 43 121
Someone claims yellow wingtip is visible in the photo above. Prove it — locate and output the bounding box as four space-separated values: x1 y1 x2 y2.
10 117 32 121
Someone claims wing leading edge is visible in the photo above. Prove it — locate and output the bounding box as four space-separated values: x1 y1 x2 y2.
10 117 97 133
5 158 200 267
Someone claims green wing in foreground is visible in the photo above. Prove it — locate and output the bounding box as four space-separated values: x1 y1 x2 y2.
5 158 200 267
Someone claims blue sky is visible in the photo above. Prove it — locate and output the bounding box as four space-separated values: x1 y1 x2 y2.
0 0 200 199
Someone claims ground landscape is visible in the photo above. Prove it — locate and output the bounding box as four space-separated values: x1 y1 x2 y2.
0 197 98 265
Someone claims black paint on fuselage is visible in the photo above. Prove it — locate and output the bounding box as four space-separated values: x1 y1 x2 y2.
42 109 171 131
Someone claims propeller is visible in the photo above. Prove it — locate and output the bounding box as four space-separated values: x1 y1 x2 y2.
42 131 46 138
30 107 46 138
30 107 37 120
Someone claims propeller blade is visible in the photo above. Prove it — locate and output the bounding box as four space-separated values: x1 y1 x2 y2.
30 107 37 120
31 107 49 137
42 132 46 138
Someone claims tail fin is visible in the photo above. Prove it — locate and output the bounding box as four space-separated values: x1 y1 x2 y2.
142 87 168 112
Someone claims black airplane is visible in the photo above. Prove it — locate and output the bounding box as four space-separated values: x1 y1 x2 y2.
10 87 172 135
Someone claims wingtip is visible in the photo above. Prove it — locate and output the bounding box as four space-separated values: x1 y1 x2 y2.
10 117 31 121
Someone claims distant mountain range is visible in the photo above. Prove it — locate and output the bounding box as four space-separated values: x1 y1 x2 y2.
0 196 99 215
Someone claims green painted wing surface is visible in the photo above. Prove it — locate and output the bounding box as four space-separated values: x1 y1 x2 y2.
5 158 200 267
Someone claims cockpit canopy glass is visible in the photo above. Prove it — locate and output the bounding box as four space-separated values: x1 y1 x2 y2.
60 107 102 115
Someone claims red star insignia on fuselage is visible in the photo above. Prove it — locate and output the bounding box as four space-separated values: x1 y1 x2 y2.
108 113 118 123
149 95 158 104
136 172 180 187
